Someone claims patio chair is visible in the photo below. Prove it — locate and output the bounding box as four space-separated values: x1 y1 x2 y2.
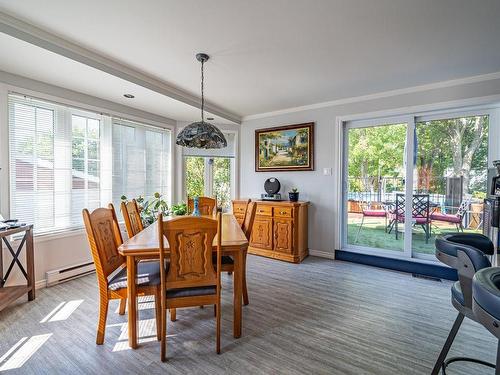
388 194 431 243
430 195 471 232
354 201 387 242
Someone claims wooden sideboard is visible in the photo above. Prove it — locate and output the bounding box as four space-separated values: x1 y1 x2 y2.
233 200 309 263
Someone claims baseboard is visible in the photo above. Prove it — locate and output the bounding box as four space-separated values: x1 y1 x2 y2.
309 249 336 260
35 279 47 290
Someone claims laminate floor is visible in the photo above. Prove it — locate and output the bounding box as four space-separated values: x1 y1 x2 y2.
0 256 496 374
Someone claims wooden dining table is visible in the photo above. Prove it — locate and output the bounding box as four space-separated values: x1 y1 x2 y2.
118 213 249 349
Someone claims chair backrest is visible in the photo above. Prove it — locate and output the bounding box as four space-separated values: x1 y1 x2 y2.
242 202 257 240
188 197 217 216
82 204 125 286
435 233 493 308
158 214 221 290
395 193 405 219
121 199 144 237
412 194 430 219
456 194 472 218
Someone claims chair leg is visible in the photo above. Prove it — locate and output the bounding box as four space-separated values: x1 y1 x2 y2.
170 308 176 322
355 216 365 242
216 302 221 354
118 298 126 315
160 307 167 362
96 294 109 345
496 339 500 375
431 313 464 375
155 293 161 341
243 250 249 306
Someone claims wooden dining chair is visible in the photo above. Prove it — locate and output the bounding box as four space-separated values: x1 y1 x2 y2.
188 197 217 216
158 213 222 361
219 202 256 306
121 199 144 238
82 204 162 345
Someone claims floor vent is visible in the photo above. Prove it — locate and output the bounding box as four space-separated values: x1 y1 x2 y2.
412 273 442 282
46 262 95 287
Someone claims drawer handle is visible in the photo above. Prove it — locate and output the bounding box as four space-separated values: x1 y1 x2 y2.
259 210 265 213
280 211 286 215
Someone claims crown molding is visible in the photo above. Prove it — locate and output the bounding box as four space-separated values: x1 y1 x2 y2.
0 11 242 124
242 71 500 122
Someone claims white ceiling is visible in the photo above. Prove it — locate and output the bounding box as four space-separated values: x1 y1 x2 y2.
1 0 500 118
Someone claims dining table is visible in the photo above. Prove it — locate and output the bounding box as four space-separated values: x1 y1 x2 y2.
118 213 249 349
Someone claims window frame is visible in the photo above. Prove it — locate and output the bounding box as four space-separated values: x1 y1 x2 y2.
0 86 175 239
181 129 238 208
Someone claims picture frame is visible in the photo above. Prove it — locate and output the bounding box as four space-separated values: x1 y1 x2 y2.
255 122 314 172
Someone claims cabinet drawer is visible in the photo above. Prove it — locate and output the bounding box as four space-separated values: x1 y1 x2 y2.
255 205 272 216
274 207 293 218
233 204 247 215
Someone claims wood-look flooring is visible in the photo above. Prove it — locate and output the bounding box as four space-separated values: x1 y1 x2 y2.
0 256 496 374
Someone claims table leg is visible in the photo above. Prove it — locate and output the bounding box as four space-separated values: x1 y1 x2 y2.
233 249 243 338
26 228 35 301
127 256 138 348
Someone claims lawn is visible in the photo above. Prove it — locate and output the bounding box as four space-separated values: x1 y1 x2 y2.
347 213 481 255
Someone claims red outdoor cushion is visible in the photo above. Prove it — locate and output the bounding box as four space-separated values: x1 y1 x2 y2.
430 212 462 224
363 209 387 217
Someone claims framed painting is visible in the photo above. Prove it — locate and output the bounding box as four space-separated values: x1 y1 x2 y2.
255 122 314 172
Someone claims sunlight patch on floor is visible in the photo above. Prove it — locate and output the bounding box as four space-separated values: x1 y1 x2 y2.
0 334 52 371
40 300 84 323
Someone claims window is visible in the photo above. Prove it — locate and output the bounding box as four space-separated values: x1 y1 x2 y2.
8 94 172 234
184 132 236 211
112 119 171 208
9 96 56 233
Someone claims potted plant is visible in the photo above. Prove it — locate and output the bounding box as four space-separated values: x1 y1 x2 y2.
170 202 188 216
288 188 300 202
121 192 169 227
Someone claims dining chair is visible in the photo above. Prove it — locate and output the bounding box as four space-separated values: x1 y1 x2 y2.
389 193 431 243
82 204 162 345
220 202 256 305
121 199 144 238
188 196 217 215
354 201 387 242
157 212 222 361
430 195 471 232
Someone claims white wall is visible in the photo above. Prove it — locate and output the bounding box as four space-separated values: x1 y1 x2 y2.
240 77 500 256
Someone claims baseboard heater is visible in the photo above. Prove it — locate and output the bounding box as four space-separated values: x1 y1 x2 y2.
46 261 95 287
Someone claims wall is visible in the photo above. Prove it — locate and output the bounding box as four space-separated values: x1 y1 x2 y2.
240 77 500 257
0 72 176 287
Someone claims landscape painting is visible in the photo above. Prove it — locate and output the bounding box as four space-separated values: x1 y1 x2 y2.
255 122 314 172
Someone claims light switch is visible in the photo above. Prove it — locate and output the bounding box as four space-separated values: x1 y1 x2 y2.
323 168 332 176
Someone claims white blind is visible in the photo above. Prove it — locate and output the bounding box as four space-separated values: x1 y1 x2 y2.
9 95 57 233
112 119 171 208
182 132 236 157
8 94 108 234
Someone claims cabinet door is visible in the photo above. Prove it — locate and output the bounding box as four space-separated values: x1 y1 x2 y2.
274 219 293 253
250 216 273 250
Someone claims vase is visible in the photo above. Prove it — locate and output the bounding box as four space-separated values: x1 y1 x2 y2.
289 192 299 202
192 196 201 216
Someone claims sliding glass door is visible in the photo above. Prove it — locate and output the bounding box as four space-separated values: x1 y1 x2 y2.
345 122 407 253
343 110 491 261
411 114 489 258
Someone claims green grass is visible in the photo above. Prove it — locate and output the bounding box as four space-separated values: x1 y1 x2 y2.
347 217 481 255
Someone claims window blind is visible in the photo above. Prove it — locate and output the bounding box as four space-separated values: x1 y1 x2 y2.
182 132 236 158
8 94 172 235
112 119 171 209
9 95 57 233
8 94 108 234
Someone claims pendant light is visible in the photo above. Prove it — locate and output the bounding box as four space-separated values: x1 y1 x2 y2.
176 53 227 149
